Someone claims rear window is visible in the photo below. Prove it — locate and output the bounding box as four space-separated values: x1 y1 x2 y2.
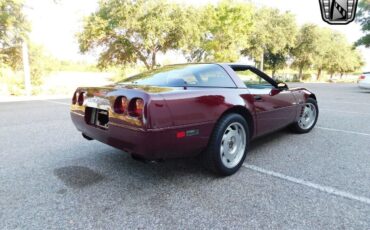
120 64 236 88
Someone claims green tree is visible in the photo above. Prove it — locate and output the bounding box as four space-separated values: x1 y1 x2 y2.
312 28 332 80
291 24 322 80
0 0 29 68
338 48 364 77
356 0 370 47
293 25 363 80
28 43 56 86
242 8 297 75
78 0 196 70
185 0 254 62
263 52 287 76
325 32 363 78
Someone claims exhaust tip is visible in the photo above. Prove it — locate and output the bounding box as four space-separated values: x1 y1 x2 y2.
82 133 94 141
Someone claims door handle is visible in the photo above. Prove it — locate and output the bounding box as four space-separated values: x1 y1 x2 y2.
253 95 262 101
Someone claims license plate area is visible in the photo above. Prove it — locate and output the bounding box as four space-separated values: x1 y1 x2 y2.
85 107 109 129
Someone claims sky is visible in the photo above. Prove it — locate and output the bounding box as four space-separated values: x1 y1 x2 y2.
25 0 370 69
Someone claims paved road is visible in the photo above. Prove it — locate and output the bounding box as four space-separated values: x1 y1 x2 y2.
1 83 370 229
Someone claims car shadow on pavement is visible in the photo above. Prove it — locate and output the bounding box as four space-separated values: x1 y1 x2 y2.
53 128 295 191
100 150 212 179
248 129 292 153
94 128 293 178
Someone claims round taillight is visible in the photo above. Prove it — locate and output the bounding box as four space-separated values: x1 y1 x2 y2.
78 92 85 106
129 98 144 117
72 92 77 104
114 96 128 114
359 75 366 80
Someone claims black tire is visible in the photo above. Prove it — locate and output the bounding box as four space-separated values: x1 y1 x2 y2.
202 113 249 176
290 98 319 134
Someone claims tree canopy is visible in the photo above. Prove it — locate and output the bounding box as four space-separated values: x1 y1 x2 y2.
0 0 29 68
0 0 364 91
78 0 197 70
292 24 363 80
0 0 63 91
356 0 370 47
77 0 364 77
242 7 297 75
292 24 323 80
325 32 364 77
185 0 254 62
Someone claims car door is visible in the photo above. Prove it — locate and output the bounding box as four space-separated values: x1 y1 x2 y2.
234 68 298 137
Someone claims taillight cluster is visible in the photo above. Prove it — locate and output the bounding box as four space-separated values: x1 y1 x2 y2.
72 92 145 119
359 75 366 80
114 97 144 118
130 98 144 117
72 91 85 106
72 92 77 104
114 96 128 114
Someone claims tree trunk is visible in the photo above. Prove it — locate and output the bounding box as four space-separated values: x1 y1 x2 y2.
260 52 264 71
151 51 157 70
317 68 322 81
272 69 276 79
142 60 150 70
298 67 303 81
133 46 151 70
22 41 31 96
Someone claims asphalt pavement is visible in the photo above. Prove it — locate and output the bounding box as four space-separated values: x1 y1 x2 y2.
1 83 370 229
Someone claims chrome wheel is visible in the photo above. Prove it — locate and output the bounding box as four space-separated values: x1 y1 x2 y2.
220 122 246 168
298 103 317 130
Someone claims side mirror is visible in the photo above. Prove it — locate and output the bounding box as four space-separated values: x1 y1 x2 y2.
277 82 288 90
270 88 280 96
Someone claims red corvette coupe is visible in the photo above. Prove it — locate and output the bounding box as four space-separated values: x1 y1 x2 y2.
71 63 318 175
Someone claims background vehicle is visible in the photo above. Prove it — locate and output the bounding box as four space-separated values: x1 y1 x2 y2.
70 63 319 175
358 72 370 89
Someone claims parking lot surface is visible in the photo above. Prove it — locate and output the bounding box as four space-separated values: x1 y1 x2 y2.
1 83 370 229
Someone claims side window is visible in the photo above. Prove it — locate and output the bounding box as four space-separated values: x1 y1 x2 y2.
235 69 273 89
182 74 198 85
196 65 236 87
165 70 198 86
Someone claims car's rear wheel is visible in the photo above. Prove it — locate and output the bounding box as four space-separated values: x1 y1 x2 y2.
290 98 319 133
202 113 249 176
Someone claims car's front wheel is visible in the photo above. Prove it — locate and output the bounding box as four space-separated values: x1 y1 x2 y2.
290 98 319 133
202 113 249 176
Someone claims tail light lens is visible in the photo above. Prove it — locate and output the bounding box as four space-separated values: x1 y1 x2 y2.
78 92 85 106
129 98 144 118
72 92 77 104
114 96 128 114
359 75 366 80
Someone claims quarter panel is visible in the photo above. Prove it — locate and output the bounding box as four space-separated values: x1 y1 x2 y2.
160 88 250 126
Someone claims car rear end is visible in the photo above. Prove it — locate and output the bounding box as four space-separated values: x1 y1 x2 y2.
358 72 370 89
70 86 212 159
71 87 147 155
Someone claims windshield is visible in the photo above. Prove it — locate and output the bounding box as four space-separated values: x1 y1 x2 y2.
119 64 236 88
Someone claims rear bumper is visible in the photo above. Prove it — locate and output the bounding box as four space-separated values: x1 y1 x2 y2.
70 111 214 159
359 82 370 89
